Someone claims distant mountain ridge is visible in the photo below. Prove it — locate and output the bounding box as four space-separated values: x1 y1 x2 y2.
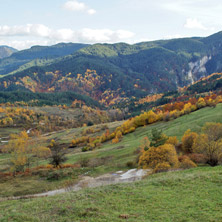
0 31 222 105
0 46 17 59
0 43 89 76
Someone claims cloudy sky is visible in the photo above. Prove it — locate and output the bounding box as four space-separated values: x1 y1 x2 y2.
0 0 221 50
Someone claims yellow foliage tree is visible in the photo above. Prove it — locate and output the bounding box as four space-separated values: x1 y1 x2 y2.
3 131 30 173
181 130 198 153
139 144 178 170
196 97 206 109
3 131 51 173
166 136 179 147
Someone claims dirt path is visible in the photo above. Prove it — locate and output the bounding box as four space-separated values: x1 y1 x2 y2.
0 169 150 201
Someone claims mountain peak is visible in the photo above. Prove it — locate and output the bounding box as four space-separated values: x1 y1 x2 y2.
0 46 18 59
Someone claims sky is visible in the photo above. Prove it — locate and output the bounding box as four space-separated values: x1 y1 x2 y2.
0 0 221 50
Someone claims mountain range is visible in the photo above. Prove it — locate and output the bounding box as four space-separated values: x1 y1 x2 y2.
0 31 222 105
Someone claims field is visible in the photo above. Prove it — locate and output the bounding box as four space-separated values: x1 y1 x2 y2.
0 104 222 198
1 166 222 221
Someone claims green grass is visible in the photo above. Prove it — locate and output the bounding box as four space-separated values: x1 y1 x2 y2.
0 104 222 197
65 104 222 169
1 166 222 221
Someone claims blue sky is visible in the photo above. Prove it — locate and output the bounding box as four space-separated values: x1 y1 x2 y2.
0 0 221 49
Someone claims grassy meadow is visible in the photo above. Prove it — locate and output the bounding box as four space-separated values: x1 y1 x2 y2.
0 104 222 197
0 166 222 221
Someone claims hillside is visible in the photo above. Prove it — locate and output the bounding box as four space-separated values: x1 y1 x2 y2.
0 167 222 221
0 103 221 197
1 97 222 220
0 46 17 59
1 32 222 105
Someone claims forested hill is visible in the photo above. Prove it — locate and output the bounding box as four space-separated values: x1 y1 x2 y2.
0 43 89 76
0 31 222 105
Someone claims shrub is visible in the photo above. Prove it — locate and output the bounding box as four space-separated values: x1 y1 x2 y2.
126 161 135 168
188 153 207 164
179 156 197 169
139 144 179 169
166 136 179 146
193 133 222 166
153 162 171 173
82 146 90 152
47 171 63 180
178 155 189 162
181 130 198 153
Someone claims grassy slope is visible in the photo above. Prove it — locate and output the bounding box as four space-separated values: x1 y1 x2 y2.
0 104 222 197
65 103 222 171
1 166 222 222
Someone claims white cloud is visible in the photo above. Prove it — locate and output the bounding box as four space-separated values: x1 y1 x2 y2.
78 28 134 43
0 24 135 49
184 18 207 30
63 0 96 15
87 9 96 15
0 24 51 37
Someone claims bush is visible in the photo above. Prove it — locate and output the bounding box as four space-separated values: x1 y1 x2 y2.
166 136 179 146
188 153 207 164
126 161 136 168
153 162 171 173
47 171 64 180
179 156 197 169
139 144 179 169
192 122 222 166
181 130 198 153
82 146 90 152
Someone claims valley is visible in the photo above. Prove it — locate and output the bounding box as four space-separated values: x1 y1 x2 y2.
1 30 222 222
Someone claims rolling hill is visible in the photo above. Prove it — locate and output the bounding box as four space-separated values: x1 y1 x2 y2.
0 32 222 105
